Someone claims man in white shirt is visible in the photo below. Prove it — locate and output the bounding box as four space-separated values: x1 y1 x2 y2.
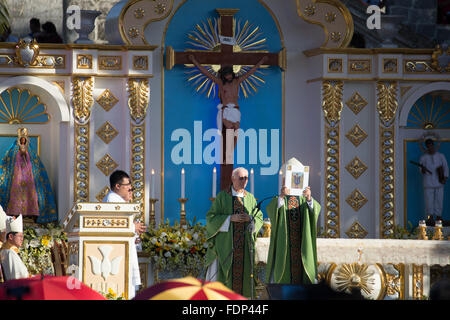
103 170 146 297
419 139 449 225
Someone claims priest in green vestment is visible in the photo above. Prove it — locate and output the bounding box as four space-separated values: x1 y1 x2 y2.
265 186 321 285
205 167 263 298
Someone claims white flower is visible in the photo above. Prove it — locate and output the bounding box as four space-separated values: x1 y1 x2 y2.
161 232 167 237
29 239 40 248
164 251 171 258
193 233 199 240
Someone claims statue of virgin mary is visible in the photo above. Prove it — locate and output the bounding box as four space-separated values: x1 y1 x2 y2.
0 127 57 223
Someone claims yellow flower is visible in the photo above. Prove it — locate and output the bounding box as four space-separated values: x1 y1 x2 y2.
108 288 117 298
41 235 51 246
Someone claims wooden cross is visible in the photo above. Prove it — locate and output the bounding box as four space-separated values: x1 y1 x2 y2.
166 8 286 71
165 8 285 191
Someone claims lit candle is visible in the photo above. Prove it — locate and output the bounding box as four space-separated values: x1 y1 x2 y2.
419 220 426 227
151 169 155 198
250 168 254 194
212 167 217 197
435 220 443 228
181 168 185 198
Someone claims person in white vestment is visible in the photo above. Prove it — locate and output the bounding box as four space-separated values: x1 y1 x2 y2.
419 139 449 225
103 170 146 298
0 215 29 280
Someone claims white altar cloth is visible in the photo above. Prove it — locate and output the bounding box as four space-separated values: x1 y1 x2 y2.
256 238 450 266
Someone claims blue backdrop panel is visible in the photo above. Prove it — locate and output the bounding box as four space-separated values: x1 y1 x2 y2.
164 0 282 225
405 141 450 225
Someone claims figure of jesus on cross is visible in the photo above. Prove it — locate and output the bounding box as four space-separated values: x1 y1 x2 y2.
188 54 268 189
166 8 285 190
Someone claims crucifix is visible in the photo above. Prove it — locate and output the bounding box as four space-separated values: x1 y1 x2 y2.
166 8 286 191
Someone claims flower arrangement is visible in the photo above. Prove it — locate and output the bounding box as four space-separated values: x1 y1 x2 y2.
19 223 67 275
101 288 125 300
141 219 208 277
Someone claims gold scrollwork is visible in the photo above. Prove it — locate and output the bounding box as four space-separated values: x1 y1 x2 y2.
98 55 122 70
376 82 398 126
96 186 111 202
327 58 342 73
127 78 149 124
412 264 424 300
74 123 89 203
96 121 119 144
384 264 404 299
346 92 367 115
379 125 395 238
345 124 367 147
345 156 367 179
348 59 371 74
346 189 368 212
325 125 340 238
322 80 343 125
296 0 354 48
72 77 94 124
77 54 93 69
345 221 368 238
96 154 119 177
119 0 174 45
431 44 450 73
83 217 129 228
133 55 149 70
96 89 119 112
383 58 398 73
131 123 145 219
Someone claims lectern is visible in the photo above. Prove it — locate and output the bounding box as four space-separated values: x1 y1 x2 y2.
63 202 140 299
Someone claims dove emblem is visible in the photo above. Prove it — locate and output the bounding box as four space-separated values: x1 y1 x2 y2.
88 245 122 281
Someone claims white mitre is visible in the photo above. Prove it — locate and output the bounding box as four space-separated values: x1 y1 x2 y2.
6 215 23 233
0 205 6 232
285 157 303 167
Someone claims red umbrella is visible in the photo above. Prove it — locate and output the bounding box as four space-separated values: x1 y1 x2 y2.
0 275 106 300
133 276 247 300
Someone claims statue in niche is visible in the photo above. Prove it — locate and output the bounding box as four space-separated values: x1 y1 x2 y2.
0 127 57 223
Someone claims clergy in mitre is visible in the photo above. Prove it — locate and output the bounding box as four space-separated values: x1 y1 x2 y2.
103 170 146 297
0 215 29 280
205 167 263 298
265 178 321 285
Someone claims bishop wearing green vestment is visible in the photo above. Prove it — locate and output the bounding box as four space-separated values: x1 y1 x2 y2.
205 167 263 298
265 186 321 285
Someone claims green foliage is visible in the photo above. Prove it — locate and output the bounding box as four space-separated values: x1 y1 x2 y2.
386 222 420 239
141 218 208 277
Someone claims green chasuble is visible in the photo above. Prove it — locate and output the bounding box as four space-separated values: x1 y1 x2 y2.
265 195 321 285
205 188 263 298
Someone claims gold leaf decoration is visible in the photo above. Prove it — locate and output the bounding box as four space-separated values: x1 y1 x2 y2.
72 77 94 124
345 157 367 179
346 92 368 115
96 154 119 177
322 80 344 126
376 82 398 126
345 221 368 238
346 189 368 212
345 124 368 147
96 121 119 144
96 186 111 202
127 79 150 124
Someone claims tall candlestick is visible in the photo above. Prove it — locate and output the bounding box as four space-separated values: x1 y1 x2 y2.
278 169 283 193
181 168 185 198
250 168 254 194
212 167 217 197
151 169 155 199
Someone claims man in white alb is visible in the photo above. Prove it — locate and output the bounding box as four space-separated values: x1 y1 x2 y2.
103 170 147 297
419 139 449 225
0 215 29 280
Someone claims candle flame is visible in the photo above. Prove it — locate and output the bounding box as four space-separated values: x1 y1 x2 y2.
279 170 283 175
213 167 216 173
181 168 185 174
151 169 155 175
250 168 254 174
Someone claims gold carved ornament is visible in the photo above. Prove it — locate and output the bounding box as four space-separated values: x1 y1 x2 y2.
119 0 174 45
127 79 149 124
296 0 354 48
345 221 368 239
96 121 119 144
322 80 343 126
96 186 111 202
346 189 368 212
72 77 94 124
377 82 397 238
376 82 398 127
96 154 119 177
322 81 343 238
430 44 450 73
346 92 367 115
96 89 119 112
345 157 367 179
